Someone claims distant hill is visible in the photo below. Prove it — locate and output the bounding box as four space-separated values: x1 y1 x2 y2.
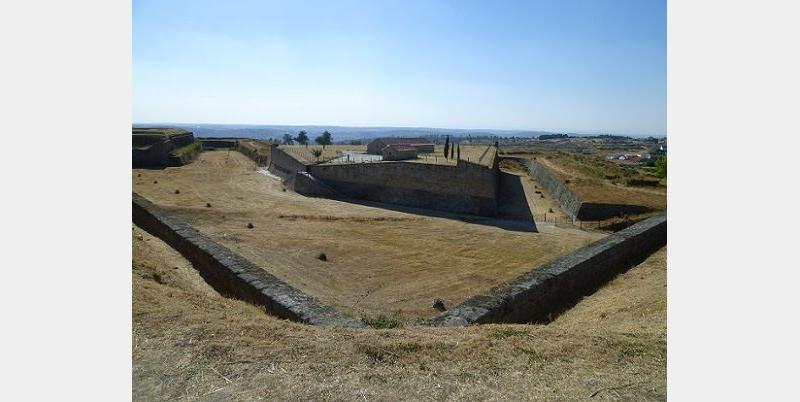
132 123 658 142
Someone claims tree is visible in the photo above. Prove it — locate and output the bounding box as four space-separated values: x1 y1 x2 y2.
295 130 309 147
443 135 450 159
282 133 294 145
315 130 333 149
457 144 461 160
655 156 667 178
311 148 323 162
450 142 455 159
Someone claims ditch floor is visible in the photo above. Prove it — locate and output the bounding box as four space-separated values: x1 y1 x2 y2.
132 150 603 321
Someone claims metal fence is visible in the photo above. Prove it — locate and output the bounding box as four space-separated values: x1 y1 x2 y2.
319 152 486 166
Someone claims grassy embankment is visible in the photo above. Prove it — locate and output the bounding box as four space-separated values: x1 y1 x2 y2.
132 223 667 400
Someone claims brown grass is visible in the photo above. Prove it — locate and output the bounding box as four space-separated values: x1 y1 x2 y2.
132 225 666 400
406 144 496 167
280 144 496 167
280 144 366 163
535 153 666 210
132 151 602 320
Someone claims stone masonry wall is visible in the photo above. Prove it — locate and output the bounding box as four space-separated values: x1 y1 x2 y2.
269 146 309 176
513 157 656 221
132 192 364 328
306 161 498 216
200 138 239 149
518 158 584 220
428 212 667 326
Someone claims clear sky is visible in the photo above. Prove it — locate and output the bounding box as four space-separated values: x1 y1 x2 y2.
133 0 666 135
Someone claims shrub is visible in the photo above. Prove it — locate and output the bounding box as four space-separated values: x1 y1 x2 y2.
361 314 401 329
246 222 254 229
433 298 446 311
625 179 661 187
206 203 211 208
170 140 202 159
153 180 158 184
655 156 667 178
317 252 327 261
174 189 180 194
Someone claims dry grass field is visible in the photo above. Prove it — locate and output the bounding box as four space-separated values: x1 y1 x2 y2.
408 144 496 167
132 224 666 400
132 150 602 321
279 144 367 164
280 143 496 168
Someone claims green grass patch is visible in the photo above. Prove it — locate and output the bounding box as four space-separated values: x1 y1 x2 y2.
361 314 402 329
170 140 202 157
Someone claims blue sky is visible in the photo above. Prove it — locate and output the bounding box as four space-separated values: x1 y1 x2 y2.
133 0 666 135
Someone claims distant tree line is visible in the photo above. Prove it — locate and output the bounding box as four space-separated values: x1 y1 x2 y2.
282 130 333 148
538 133 569 140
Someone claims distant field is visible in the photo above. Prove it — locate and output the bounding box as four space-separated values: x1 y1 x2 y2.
426 144 496 167
279 144 366 164
132 151 602 321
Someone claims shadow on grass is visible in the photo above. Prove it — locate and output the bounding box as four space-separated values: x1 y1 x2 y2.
318 196 539 233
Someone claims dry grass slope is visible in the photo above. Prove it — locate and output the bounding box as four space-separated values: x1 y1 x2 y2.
133 225 666 401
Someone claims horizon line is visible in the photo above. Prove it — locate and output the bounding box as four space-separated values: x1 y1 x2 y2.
132 121 666 137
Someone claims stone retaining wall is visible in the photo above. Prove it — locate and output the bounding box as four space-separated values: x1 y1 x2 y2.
199 138 239 149
514 157 655 221
306 161 498 216
132 192 364 327
292 172 342 197
428 212 667 326
269 146 309 176
518 158 583 220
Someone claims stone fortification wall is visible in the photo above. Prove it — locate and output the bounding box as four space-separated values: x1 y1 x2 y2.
292 172 342 197
269 146 309 176
517 158 583 220
132 192 364 328
577 203 654 221
496 171 536 223
133 140 172 168
306 160 498 216
199 138 239 149
168 132 195 149
428 212 667 326
132 131 197 168
515 158 656 221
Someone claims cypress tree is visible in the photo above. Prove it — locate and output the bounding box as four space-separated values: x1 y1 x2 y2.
450 143 455 159
457 144 461 160
443 136 450 159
